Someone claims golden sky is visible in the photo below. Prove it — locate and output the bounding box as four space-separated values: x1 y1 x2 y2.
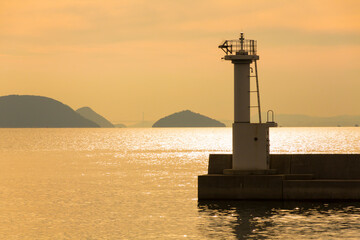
1 0 359 123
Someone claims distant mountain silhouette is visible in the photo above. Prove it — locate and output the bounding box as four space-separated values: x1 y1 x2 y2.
76 107 114 128
275 114 360 127
0 95 99 128
153 110 225 127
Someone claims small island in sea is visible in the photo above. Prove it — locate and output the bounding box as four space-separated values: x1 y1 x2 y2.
76 107 114 128
0 95 99 128
152 110 225 128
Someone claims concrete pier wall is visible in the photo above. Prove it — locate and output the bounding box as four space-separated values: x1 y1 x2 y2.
208 154 360 179
208 154 232 174
198 174 284 200
283 180 360 200
270 154 360 179
199 154 360 200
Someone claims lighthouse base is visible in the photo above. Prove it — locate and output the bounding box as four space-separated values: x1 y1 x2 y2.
232 122 276 170
198 154 360 200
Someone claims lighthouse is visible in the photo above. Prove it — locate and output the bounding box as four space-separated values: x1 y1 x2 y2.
218 33 277 173
198 33 360 201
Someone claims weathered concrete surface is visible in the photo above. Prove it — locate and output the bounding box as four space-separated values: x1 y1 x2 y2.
283 174 313 180
207 154 360 179
283 180 360 200
269 155 291 174
208 154 232 174
223 169 277 175
199 153 360 200
198 174 284 200
198 175 360 200
270 154 360 179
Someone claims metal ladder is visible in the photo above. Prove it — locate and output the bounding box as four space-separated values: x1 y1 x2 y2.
249 60 262 123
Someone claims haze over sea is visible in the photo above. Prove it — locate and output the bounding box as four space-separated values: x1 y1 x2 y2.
1 127 360 239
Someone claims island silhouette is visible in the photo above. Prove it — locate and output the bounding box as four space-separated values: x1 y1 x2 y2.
152 110 225 128
0 95 99 128
76 107 114 128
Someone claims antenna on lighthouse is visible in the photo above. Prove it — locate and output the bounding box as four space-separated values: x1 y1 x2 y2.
240 32 244 51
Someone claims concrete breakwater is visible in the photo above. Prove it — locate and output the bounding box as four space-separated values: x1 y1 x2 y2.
198 154 360 200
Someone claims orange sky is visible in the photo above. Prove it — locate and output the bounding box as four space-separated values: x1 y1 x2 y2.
1 0 359 123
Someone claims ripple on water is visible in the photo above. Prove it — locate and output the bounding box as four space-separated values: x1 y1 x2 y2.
0 128 360 239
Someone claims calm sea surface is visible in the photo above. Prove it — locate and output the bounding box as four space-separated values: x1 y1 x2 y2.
0 127 360 239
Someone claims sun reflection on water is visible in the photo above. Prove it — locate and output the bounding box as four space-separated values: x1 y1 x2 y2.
0 128 360 239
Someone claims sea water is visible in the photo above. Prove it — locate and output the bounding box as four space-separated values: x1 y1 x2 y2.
0 128 360 239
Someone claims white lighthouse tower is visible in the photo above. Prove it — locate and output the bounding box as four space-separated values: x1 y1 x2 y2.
219 33 277 173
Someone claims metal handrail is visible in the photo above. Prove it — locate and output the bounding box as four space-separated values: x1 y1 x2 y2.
219 39 257 56
267 110 275 123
